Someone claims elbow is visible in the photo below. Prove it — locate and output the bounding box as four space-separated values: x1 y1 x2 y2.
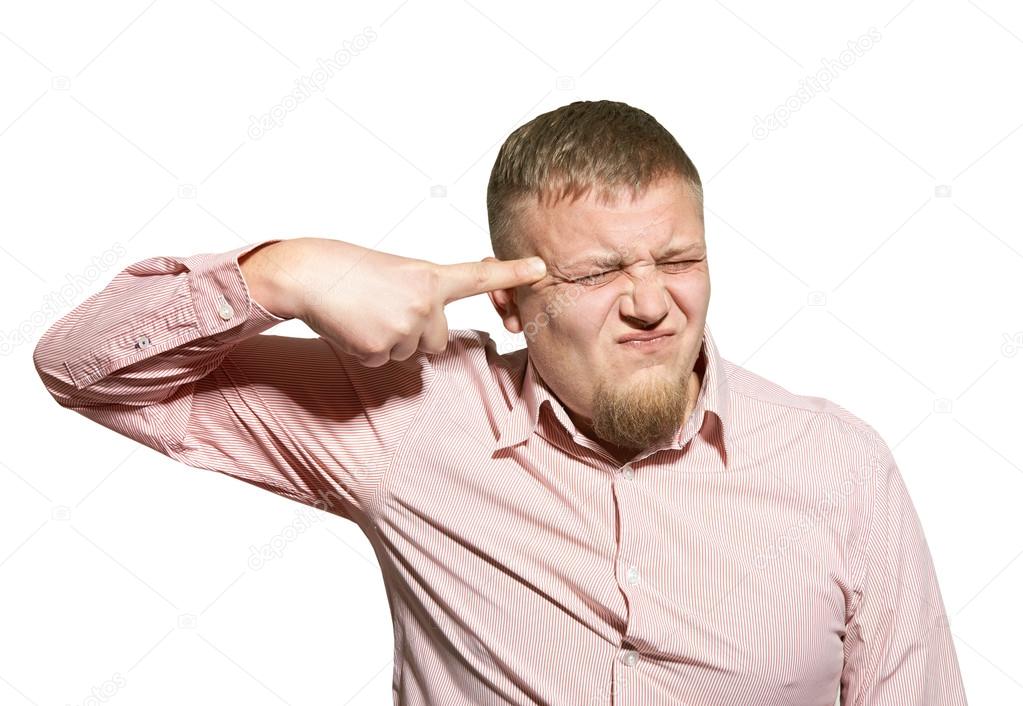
32 329 76 408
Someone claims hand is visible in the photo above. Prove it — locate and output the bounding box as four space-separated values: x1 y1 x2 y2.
242 238 547 367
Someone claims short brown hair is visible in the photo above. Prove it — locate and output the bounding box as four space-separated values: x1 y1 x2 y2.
486 100 703 261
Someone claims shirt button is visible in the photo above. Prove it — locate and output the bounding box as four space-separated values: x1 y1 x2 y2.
217 294 234 320
620 649 639 667
626 565 641 585
622 464 634 480
135 334 151 349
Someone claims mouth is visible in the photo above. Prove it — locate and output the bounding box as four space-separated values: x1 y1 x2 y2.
617 332 674 351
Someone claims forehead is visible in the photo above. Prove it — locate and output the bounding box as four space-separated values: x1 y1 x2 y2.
519 177 705 271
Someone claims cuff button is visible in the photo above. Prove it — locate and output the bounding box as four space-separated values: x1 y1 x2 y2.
216 293 234 320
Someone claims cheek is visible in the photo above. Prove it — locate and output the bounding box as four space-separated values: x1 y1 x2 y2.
666 277 709 311
524 288 604 341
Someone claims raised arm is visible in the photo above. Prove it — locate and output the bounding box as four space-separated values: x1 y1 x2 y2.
33 236 547 523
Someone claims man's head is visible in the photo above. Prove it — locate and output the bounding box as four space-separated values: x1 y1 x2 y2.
484 100 709 458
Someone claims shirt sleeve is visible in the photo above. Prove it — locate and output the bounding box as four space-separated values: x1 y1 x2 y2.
839 433 969 705
32 239 436 523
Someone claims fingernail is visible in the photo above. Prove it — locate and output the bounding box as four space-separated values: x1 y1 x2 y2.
528 257 546 275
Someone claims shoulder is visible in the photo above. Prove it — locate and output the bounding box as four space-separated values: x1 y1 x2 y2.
722 358 896 584
427 328 523 370
723 357 883 453
423 327 529 399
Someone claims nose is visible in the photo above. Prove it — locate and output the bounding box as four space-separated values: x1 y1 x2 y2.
618 269 670 327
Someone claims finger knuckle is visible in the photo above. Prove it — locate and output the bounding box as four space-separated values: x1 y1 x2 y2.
422 264 442 291
425 343 447 355
361 335 391 355
409 296 432 318
362 355 388 368
406 262 439 294
393 319 415 338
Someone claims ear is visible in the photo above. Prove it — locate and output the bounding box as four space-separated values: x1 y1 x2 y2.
482 256 527 334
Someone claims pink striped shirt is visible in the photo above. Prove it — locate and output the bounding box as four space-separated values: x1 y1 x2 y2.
34 239 968 705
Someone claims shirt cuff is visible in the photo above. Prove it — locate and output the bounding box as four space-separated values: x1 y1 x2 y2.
64 239 289 390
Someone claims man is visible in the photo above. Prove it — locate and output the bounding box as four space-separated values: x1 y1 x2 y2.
34 100 967 705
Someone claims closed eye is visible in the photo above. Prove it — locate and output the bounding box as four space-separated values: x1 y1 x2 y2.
660 258 701 272
570 259 702 286
572 270 615 285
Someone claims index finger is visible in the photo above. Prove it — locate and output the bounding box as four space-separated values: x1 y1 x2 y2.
438 256 548 302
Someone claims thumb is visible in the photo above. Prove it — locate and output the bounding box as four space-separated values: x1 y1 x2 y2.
439 255 547 303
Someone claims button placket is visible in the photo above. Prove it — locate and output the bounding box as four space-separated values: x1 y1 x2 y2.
613 462 645 676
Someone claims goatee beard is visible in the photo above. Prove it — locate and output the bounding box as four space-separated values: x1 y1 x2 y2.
590 364 691 453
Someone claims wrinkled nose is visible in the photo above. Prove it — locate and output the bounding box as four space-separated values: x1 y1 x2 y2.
618 271 670 327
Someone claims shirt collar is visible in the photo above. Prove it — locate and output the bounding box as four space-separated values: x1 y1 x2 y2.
494 323 731 468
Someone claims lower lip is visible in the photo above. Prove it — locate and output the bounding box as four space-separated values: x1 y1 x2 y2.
620 334 673 351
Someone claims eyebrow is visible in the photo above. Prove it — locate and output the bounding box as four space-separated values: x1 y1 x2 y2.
560 242 705 273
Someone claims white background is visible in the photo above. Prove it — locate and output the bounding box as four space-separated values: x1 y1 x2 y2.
2 1 1021 704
